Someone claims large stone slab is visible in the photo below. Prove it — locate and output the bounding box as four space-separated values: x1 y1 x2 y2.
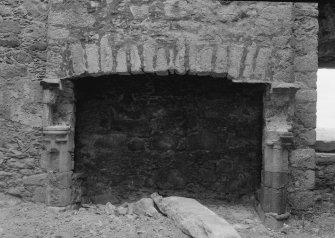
152 194 241 238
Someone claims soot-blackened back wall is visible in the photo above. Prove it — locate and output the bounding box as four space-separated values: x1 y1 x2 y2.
74 75 264 204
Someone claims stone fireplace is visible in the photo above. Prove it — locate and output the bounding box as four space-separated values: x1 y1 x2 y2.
41 11 301 225
36 0 320 229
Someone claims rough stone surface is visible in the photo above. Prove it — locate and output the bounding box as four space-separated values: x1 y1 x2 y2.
152 193 241 238
130 45 142 74
0 0 321 215
228 44 244 79
116 47 128 74
288 190 315 211
316 153 335 192
45 1 296 82
132 198 159 217
71 43 86 75
319 2 335 65
0 0 46 197
100 35 114 73
74 76 264 203
289 149 316 169
85 44 100 74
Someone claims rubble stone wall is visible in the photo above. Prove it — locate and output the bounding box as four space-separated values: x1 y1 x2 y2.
0 0 48 202
0 0 321 213
47 0 297 82
319 2 335 66
74 76 264 204
285 3 318 212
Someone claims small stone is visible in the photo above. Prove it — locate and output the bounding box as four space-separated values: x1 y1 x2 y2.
174 38 186 74
196 46 213 75
86 43 100 73
294 52 318 72
0 35 20 48
244 219 254 224
137 229 146 234
48 26 69 40
254 47 271 81
311 228 319 234
243 43 257 78
115 205 128 216
130 45 142 74
0 21 21 34
71 43 86 75
155 48 168 75
129 5 149 19
116 47 128 74
228 44 244 79
79 207 86 212
214 45 228 75
104 202 115 215
143 40 156 73
48 206 66 213
125 214 136 220
232 223 250 230
280 223 290 234
132 198 159 217
100 35 114 73
0 5 13 16
295 89 317 102
23 173 47 185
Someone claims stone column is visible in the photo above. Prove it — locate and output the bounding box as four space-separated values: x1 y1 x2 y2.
43 126 73 206
257 86 296 229
41 79 74 207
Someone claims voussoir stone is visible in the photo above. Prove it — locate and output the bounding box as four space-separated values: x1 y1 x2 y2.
152 193 241 238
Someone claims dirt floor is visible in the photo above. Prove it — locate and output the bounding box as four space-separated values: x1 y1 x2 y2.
0 193 335 238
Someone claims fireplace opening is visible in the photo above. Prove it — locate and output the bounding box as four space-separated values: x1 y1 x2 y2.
73 75 265 205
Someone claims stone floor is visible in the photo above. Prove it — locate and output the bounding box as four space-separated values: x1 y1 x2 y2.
0 193 335 238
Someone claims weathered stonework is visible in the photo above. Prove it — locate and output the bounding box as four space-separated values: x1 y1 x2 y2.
0 0 48 202
74 76 264 204
319 2 335 67
0 0 322 228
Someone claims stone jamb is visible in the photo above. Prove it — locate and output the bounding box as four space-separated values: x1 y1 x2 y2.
41 82 75 206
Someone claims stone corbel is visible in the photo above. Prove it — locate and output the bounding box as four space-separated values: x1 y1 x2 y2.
41 79 61 128
40 78 62 90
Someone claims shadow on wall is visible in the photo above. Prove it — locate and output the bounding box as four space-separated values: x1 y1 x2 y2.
72 75 265 204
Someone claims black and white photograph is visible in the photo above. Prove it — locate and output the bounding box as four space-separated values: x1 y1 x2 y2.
0 0 334 237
